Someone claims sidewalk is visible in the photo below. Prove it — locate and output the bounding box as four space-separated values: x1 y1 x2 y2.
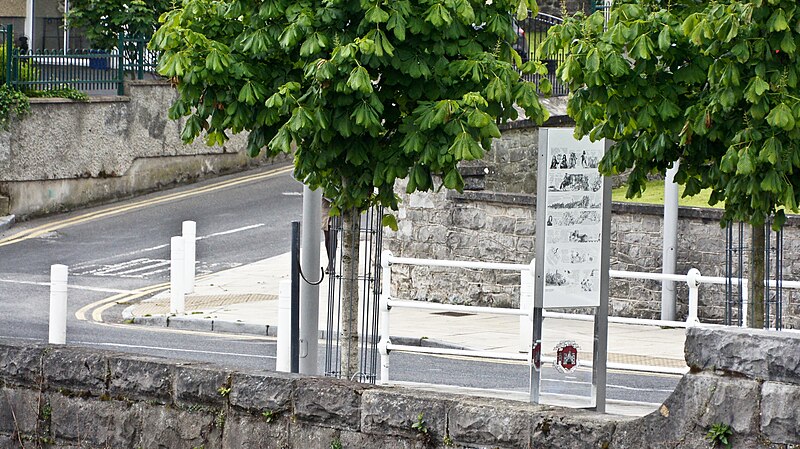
125 251 688 371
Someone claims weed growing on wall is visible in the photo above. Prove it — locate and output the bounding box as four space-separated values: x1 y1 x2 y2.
0 85 30 131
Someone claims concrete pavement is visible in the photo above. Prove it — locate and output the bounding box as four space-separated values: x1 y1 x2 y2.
125 250 688 371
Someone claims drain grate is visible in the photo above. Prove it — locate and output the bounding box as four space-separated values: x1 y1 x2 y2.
432 311 476 317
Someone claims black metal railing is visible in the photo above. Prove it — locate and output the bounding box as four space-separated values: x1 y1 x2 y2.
515 12 568 97
0 24 160 96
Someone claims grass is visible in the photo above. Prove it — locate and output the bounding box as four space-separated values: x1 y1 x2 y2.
612 179 723 209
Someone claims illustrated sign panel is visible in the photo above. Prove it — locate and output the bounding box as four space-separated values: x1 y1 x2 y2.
541 129 605 308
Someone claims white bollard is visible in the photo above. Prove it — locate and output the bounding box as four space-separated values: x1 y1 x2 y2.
48 264 68 345
276 280 292 373
170 236 186 315
182 221 197 294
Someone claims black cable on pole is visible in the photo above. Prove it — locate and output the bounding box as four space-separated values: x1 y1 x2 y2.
290 221 300 374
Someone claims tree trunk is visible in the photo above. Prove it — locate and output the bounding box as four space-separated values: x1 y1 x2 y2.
749 224 765 328
340 206 361 380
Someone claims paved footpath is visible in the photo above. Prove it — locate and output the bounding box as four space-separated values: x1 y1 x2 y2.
126 250 688 372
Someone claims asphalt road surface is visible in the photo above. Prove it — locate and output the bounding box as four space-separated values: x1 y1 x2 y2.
0 165 679 410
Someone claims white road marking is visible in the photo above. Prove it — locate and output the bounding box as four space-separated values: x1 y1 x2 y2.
74 223 266 268
0 279 137 294
196 223 265 240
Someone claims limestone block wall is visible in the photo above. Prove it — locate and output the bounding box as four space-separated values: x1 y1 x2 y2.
1 328 799 448
385 122 800 328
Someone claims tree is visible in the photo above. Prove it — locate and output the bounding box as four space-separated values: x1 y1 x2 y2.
542 0 800 327
68 0 174 50
151 0 549 377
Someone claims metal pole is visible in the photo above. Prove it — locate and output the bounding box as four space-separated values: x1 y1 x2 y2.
276 280 292 372
591 139 612 414
117 33 125 96
530 129 549 404
48 264 68 344
661 161 679 321
24 3 33 50
299 186 322 375
291 221 301 374
62 0 69 54
5 24 13 88
182 221 196 294
169 236 185 315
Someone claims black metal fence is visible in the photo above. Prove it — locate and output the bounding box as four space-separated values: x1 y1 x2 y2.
515 12 568 97
725 221 784 329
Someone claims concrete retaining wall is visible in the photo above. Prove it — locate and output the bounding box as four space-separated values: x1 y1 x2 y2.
1 327 799 448
0 80 286 219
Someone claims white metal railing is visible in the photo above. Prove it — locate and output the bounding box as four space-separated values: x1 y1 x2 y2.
377 251 800 383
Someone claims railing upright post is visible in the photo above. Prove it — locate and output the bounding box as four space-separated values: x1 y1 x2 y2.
686 268 701 325
378 250 392 384
117 33 125 95
5 24 13 88
137 37 144 80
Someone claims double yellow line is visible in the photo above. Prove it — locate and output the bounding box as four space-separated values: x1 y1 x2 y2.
0 165 293 248
0 164 292 323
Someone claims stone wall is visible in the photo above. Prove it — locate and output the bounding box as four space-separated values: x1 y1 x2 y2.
384 122 800 328
1 328 800 448
0 80 286 219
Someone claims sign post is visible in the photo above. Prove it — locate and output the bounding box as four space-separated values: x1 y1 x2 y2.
532 128 610 412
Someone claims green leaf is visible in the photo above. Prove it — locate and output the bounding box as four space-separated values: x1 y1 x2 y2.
766 103 795 131
736 149 755 175
759 137 781 165
657 25 671 51
442 168 464 190
767 9 789 32
585 48 600 73
382 214 398 231
347 66 373 94
604 52 629 77
365 5 390 24
238 82 256 105
425 4 452 28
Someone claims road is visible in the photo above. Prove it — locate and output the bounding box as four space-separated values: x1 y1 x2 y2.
0 165 679 410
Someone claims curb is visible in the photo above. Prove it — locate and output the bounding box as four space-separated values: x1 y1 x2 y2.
129 315 467 350
0 215 15 232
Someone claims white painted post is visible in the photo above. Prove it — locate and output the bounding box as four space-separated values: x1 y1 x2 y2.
662 161 680 321
48 264 68 345
741 279 749 326
686 268 701 325
170 236 186 315
276 280 292 373
519 259 535 352
182 221 197 294
378 251 392 384
299 186 322 375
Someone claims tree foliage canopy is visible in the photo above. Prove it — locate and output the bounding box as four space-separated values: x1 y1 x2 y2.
68 0 174 50
543 0 800 227
151 0 550 218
